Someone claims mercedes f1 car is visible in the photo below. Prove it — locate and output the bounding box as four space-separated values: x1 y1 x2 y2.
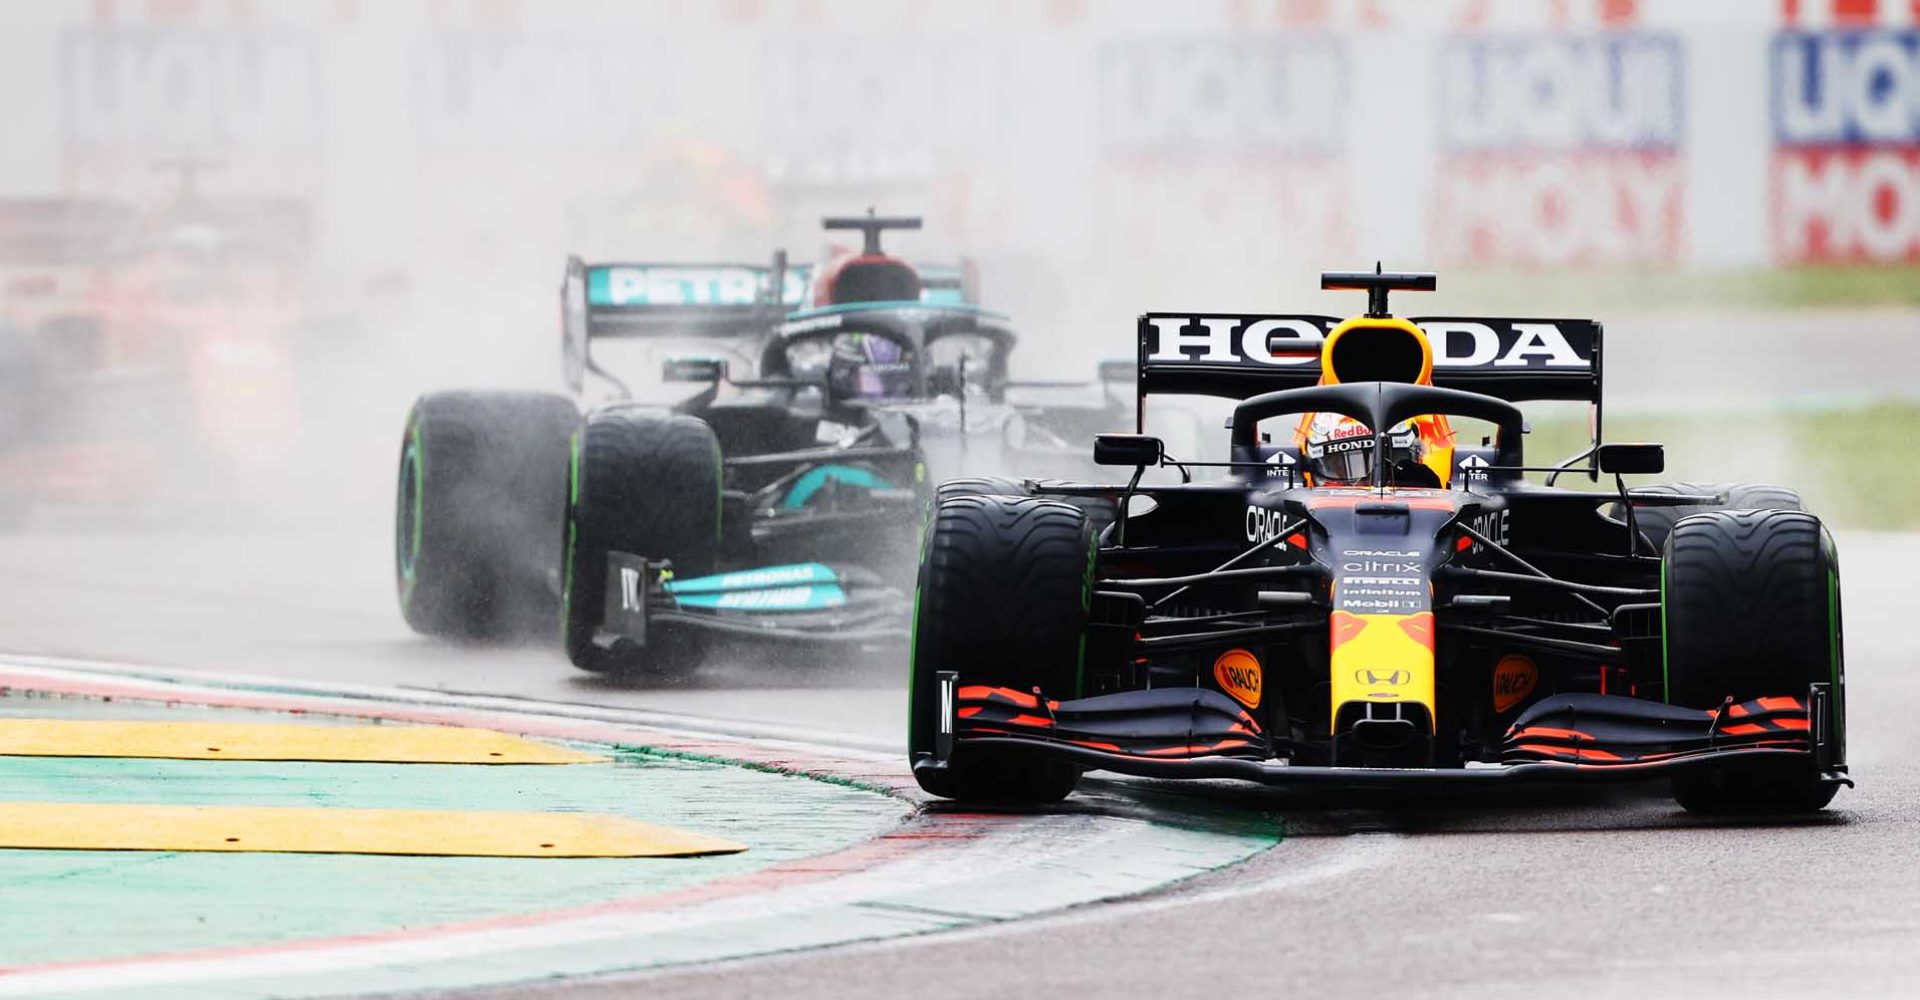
396 212 1118 678
909 269 1849 815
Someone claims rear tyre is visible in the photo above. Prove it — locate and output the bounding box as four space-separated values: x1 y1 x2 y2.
1662 509 1843 814
396 391 578 640
910 494 1093 803
933 476 1118 539
1627 482 1803 552
563 410 722 679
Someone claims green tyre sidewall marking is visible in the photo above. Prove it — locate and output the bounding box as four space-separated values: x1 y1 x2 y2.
396 416 425 608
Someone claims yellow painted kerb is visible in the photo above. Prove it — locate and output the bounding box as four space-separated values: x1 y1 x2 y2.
0 719 606 764
0 802 747 857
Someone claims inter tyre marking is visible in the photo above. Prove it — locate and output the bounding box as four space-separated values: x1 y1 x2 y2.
939 673 955 737
619 567 642 612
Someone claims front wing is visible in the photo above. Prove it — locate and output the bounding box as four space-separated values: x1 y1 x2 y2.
596 553 907 648
917 681 1849 792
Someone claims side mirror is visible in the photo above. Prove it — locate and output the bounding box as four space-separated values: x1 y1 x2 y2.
663 357 728 383
1597 442 1664 476
1094 433 1163 468
1097 358 1134 383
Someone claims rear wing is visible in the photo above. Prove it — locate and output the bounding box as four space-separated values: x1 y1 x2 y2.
1133 313 1601 404
561 254 807 392
915 260 980 306
1131 312 1605 458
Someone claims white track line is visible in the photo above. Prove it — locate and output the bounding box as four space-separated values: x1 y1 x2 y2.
685 830 1404 969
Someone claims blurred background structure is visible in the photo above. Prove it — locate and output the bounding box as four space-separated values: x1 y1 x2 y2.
0 0 1917 533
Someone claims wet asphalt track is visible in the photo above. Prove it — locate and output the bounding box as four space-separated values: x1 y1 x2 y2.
0 527 1915 1000
3 308 1918 998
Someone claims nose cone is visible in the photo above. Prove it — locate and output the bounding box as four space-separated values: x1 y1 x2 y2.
1330 606 1434 661
1329 609 1438 765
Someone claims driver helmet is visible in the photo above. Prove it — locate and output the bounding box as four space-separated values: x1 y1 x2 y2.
1300 412 1426 485
827 332 913 401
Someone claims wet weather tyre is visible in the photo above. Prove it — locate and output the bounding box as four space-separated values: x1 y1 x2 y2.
1628 482 1802 553
563 410 722 679
395 391 578 640
910 494 1093 803
933 477 1118 539
1663 509 1843 814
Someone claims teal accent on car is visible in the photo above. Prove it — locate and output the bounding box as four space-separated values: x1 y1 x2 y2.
664 563 839 595
671 584 848 612
781 465 895 510
662 563 847 612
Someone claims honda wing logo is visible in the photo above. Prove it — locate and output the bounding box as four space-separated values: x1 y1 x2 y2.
1144 316 1327 367
1421 321 1589 368
1141 315 1594 371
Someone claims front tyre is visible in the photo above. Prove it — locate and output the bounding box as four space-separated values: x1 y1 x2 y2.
1662 508 1844 814
395 391 578 640
563 410 722 679
910 494 1093 803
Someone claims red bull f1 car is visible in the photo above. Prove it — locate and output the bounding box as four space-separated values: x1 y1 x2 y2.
909 269 1849 815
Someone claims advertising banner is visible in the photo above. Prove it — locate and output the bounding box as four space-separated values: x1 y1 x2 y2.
1432 27 1687 265
1772 1 1920 262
